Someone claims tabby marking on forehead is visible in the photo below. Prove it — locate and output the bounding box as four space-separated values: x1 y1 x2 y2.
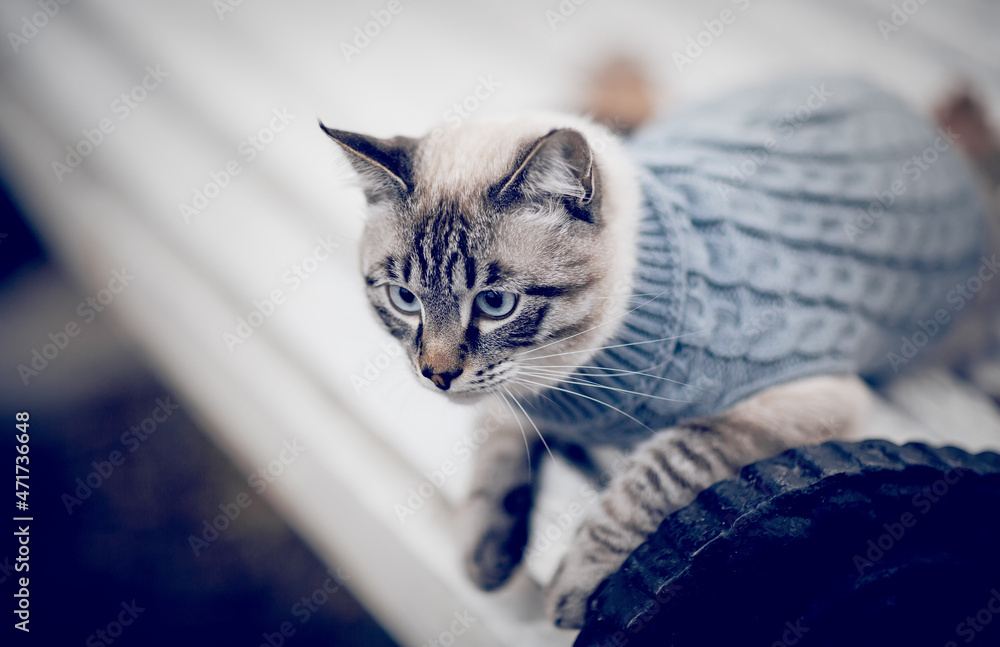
325 111 642 399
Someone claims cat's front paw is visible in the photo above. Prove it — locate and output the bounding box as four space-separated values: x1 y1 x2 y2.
463 528 524 591
460 485 532 591
543 539 622 628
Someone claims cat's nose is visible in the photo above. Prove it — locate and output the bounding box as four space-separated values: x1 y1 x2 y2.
421 366 463 390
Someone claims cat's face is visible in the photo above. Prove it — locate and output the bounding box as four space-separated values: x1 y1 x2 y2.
323 116 638 402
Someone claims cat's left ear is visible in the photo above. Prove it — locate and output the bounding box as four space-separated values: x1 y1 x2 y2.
493 128 600 223
319 122 418 206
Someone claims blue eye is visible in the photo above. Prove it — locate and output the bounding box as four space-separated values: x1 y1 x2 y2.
475 290 517 318
388 285 421 314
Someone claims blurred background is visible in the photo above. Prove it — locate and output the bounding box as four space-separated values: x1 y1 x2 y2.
0 0 998 645
0 186 400 642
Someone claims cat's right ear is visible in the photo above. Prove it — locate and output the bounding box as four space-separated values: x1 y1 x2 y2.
319 121 418 205
491 128 600 223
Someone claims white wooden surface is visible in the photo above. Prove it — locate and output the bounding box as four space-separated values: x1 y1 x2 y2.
1 1 998 644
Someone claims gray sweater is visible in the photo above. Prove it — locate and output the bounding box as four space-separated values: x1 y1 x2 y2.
526 78 989 446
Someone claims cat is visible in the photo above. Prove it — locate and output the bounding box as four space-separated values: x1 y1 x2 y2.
321 77 996 628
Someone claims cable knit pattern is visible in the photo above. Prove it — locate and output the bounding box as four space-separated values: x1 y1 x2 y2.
525 78 989 446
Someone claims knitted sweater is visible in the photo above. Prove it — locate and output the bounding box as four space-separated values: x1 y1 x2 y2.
526 78 989 446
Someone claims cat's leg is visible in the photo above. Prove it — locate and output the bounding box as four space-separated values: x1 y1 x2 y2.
544 374 872 628
459 413 542 591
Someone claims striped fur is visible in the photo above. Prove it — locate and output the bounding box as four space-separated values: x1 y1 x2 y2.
322 92 997 629
324 114 876 629
323 114 641 401
544 374 872 626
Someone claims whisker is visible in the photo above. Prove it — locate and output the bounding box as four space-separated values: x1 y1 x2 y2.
508 374 561 408
517 290 673 357
592 292 669 300
516 370 694 404
504 386 555 463
497 390 533 480
521 362 666 374
520 330 705 362
519 362 698 389
510 377 655 434
520 365 690 390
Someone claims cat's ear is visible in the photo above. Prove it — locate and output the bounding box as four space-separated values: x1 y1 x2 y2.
493 128 600 223
319 121 418 205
